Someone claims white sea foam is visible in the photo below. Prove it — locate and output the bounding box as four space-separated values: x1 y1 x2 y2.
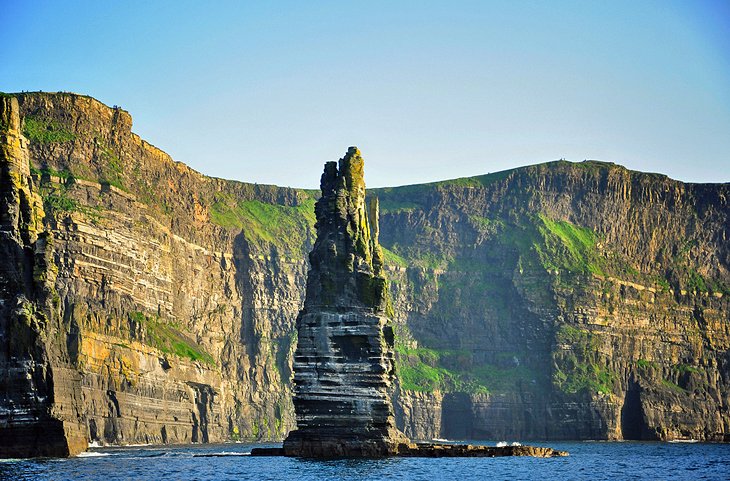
496 441 508 447
87 441 102 448
511 442 522 446
193 452 251 457
77 452 111 458
669 439 699 443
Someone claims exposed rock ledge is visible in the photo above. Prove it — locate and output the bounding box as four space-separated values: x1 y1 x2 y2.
251 442 568 458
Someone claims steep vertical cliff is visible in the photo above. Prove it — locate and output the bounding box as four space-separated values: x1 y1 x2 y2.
1 92 316 456
377 164 730 441
0 95 86 456
283 149 406 457
1 92 728 457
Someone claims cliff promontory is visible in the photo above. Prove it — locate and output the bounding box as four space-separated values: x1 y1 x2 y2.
1 92 728 456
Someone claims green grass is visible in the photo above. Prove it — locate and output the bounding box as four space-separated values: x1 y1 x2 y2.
130 311 215 366
395 344 458 392
395 342 538 394
40 183 78 213
432 176 485 188
44 191 78 212
554 361 615 395
432 168 516 188
553 325 615 395
661 379 687 393
637 359 658 369
374 174 642 283
398 360 453 392
667 239 730 295
97 142 126 190
556 325 597 346
39 182 104 221
672 363 701 374
30 166 75 181
378 198 420 214
22 116 76 143
409 251 453 270
535 214 604 275
210 194 316 253
489 214 607 282
468 215 505 233
469 364 539 393
654 276 671 292
687 269 708 293
381 246 409 268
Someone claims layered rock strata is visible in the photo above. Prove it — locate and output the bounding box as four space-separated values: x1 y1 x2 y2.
266 148 566 458
0 96 87 456
281 148 408 457
0 92 728 458
0 93 309 457
377 162 729 443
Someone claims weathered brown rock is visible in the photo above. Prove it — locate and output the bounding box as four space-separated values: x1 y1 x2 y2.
272 149 569 459
282 148 408 457
1 92 729 458
379 162 730 443
0 95 88 457
1 93 310 457
394 443 568 457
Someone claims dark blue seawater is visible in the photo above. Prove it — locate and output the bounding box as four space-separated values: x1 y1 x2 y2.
1 441 728 481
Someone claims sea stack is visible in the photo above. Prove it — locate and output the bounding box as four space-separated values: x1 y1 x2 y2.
281 147 408 457
260 147 568 459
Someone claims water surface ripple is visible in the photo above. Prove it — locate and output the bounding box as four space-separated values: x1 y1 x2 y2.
1 441 728 481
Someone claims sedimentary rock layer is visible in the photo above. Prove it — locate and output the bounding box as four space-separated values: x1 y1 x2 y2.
1 91 728 457
282 148 407 457
1 93 309 456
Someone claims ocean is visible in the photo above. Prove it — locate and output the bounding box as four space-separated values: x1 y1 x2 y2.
1 441 728 481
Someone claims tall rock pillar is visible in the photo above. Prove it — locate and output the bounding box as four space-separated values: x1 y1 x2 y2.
282 147 408 457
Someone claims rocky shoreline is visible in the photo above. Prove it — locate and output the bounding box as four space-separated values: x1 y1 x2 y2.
251 442 568 458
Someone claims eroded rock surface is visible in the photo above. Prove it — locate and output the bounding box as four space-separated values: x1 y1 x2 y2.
282 148 408 457
1 92 729 458
1 93 309 457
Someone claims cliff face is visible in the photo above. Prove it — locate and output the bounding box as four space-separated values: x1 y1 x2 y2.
0 95 87 457
379 163 730 442
0 92 728 456
1 93 314 456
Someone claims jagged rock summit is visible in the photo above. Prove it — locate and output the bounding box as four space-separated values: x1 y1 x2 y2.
281 147 408 457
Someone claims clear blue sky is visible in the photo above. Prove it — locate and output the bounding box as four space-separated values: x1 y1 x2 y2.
2 0 729 188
